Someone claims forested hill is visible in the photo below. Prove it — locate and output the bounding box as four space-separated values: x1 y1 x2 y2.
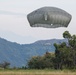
0 37 68 67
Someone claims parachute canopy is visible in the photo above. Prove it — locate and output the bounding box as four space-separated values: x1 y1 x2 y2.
27 7 72 28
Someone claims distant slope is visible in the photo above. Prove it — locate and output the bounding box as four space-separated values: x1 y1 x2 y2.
34 39 68 45
0 37 68 67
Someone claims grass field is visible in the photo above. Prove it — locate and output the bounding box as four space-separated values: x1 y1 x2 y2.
0 69 76 75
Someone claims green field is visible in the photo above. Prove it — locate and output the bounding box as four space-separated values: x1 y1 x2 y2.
0 69 76 75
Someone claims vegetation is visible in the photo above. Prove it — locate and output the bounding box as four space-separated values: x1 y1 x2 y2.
0 69 76 75
28 52 55 69
28 31 76 70
0 61 10 69
0 31 76 75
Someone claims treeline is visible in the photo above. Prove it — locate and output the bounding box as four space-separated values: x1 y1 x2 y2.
0 61 10 69
28 31 76 69
0 31 76 70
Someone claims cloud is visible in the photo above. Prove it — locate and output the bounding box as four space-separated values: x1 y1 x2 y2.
0 10 26 16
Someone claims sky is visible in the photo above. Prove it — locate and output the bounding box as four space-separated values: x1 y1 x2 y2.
0 0 76 44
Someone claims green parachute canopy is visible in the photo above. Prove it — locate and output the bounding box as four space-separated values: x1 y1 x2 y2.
27 7 72 28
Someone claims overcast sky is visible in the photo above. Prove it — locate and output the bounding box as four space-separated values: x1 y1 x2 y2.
0 0 76 44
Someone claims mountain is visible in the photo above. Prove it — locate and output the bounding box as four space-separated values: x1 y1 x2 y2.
0 37 68 67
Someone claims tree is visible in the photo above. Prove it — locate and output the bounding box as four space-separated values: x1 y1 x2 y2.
63 31 71 39
0 61 10 69
28 52 55 69
54 31 76 69
28 31 76 69
63 31 76 68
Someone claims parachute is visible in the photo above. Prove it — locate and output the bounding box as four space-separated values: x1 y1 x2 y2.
27 7 72 28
